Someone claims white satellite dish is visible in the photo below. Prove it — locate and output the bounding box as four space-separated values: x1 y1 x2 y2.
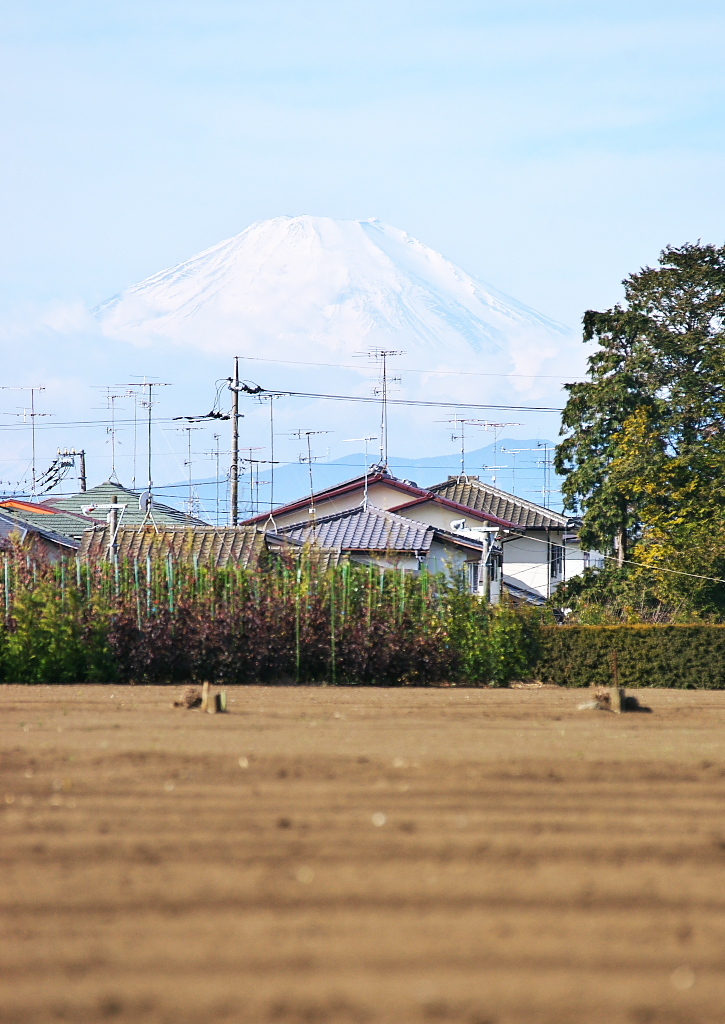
139 490 153 513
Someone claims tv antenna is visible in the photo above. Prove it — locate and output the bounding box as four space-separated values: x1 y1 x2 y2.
291 429 330 520
257 393 282 509
176 424 203 519
355 348 405 469
500 446 534 495
122 378 171 516
437 415 489 481
536 442 556 509
202 434 227 526
343 436 377 508
92 387 130 483
0 386 49 498
479 420 520 486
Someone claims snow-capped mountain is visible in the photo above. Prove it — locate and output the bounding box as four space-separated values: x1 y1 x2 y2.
94 216 569 367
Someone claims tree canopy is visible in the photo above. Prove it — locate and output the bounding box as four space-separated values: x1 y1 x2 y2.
555 242 725 613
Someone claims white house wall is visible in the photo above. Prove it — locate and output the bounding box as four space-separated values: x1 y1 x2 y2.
263 481 418 530
502 532 588 598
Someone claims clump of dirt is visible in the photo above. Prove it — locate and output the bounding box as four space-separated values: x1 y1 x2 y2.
173 686 202 709
578 687 612 711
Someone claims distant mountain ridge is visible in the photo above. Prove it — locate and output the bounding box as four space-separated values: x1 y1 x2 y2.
153 439 558 522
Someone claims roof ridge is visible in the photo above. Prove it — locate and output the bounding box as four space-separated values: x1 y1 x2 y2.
429 477 567 524
278 502 431 533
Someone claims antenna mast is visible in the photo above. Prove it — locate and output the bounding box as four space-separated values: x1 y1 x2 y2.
0 386 49 498
355 348 404 469
123 379 171 507
343 436 377 508
480 420 520 486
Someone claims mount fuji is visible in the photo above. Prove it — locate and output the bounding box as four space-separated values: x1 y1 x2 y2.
94 216 570 371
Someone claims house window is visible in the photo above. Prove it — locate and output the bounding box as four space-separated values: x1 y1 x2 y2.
550 543 564 579
489 551 501 581
468 561 480 593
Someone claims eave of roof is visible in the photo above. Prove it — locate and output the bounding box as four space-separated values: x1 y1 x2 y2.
0 510 80 550
388 493 518 531
0 499 58 515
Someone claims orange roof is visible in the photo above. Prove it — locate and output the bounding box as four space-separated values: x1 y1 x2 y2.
0 499 57 515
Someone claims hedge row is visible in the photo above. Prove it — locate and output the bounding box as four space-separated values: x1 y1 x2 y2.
0 553 537 686
536 624 725 689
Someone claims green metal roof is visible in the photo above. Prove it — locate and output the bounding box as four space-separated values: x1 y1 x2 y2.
42 481 208 533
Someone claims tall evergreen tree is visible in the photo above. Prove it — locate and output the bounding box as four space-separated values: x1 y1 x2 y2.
556 243 725 578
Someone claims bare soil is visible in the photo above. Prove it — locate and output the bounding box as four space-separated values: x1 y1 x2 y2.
1 684 725 1024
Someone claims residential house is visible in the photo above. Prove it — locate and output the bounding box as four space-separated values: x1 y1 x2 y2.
274 503 494 592
427 475 596 599
0 508 80 561
241 471 517 595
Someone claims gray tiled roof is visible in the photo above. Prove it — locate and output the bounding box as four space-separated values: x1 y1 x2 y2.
80 524 265 567
78 524 351 571
43 481 208 533
429 476 567 531
278 504 434 552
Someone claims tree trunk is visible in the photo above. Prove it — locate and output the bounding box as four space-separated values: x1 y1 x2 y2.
616 516 627 568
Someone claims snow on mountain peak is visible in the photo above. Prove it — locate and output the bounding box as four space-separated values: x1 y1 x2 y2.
94 216 569 368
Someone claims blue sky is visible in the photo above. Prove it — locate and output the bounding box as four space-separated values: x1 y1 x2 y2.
0 1 724 497
2 0 724 323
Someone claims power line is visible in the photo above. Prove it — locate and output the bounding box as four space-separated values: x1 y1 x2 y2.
238 353 579 382
262 388 562 413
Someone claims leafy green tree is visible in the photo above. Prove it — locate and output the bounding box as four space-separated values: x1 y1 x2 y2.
556 243 725 584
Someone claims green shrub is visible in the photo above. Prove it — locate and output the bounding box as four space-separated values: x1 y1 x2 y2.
536 624 725 688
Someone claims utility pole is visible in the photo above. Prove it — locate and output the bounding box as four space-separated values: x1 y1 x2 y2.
230 357 240 525
57 449 87 492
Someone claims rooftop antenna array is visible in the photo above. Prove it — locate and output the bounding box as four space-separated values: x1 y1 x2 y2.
122 379 171 519
342 436 377 508
536 442 556 509
355 348 405 469
479 420 520 486
201 434 226 526
92 387 131 483
257 393 281 510
176 424 203 519
291 429 330 525
438 416 489 481
0 386 49 498
239 447 264 516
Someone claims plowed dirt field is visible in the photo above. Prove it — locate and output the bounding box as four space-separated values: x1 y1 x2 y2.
1 684 724 1024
